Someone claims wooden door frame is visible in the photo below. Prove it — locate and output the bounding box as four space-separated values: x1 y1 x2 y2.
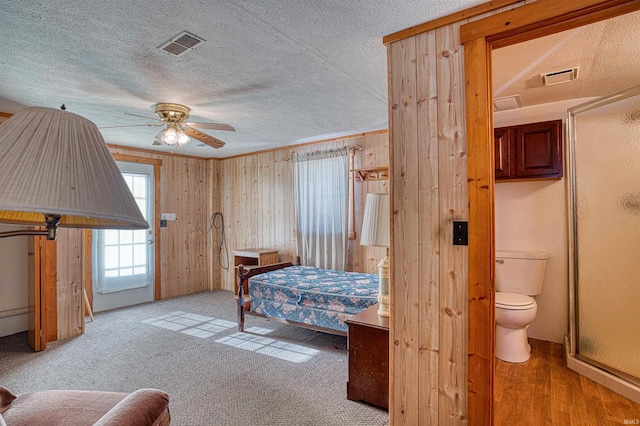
84 154 162 307
27 235 57 351
462 0 640 424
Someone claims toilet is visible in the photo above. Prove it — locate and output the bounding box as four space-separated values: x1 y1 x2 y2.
495 250 549 363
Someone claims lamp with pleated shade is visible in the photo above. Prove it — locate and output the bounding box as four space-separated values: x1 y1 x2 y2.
0 106 148 239
360 193 390 317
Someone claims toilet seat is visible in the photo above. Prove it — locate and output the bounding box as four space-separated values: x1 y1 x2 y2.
496 292 536 310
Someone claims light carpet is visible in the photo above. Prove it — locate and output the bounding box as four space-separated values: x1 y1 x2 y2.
0 290 388 426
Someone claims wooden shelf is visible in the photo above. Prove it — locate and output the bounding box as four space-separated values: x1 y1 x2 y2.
352 166 389 181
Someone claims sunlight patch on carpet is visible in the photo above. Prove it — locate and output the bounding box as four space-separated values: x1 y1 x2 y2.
141 311 236 338
244 326 274 335
215 331 320 363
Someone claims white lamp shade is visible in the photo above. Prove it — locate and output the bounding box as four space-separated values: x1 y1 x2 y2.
360 193 390 247
0 107 148 229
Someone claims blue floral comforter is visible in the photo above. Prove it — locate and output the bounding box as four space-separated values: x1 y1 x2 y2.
249 266 378 332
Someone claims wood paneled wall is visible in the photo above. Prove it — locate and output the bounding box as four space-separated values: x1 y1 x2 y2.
107 147 217 297
55 229 83 339
216 131 389 292
389 26 468 425
386 2 526 424
54 148 218 335
54 133 388 333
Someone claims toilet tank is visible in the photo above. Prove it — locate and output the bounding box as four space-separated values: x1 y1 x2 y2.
495 250 549 296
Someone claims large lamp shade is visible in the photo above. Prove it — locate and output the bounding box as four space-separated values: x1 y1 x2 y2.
0 107 148 234
360 192 390 317
360 193 390 247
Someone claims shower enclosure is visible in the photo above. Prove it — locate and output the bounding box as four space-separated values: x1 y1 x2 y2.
566 84 640 403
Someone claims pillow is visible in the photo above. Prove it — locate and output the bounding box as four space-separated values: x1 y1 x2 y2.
0 387 16 414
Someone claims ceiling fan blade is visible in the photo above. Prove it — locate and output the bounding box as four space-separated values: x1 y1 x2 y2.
183 127 225 148
185 122 235 132
125 112 162 121
100 123 163 129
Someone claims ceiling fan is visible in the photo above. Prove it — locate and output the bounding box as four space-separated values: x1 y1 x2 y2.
103 103 235 149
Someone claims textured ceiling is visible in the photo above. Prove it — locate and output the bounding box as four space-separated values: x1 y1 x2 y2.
2 3 638 159
492 10 640 110
0 0 484 158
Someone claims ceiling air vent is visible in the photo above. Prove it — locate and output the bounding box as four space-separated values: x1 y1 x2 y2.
493 95 521 112
540 67 579 86
158 31 205 57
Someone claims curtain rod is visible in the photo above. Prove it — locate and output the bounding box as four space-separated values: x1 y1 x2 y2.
284 145 362 161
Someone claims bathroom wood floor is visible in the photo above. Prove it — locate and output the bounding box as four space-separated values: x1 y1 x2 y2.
494 338 640 425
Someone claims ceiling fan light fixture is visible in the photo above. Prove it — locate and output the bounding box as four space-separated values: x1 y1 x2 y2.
154 125 190 147
164 126 178 144
176 129 190 146
123 103 232 149
154 128 165 141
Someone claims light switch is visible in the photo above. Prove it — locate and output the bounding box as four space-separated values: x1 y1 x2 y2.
453 221 468 246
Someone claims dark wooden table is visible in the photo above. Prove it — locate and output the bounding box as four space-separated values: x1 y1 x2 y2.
346 304 389 409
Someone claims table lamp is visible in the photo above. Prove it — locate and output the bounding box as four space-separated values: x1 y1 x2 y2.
360 193 390 317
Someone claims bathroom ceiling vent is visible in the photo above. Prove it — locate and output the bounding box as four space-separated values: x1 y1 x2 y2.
540 67 579 86
158 31 206 57
493 95 521 112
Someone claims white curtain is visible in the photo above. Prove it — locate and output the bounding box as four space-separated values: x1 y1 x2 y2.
294 147 349 270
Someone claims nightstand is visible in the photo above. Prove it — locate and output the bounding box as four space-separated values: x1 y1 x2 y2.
346 304 389 409
232 248 279 299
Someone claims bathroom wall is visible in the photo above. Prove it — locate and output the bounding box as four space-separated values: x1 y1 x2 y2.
0 225 28 337
494 99 592 343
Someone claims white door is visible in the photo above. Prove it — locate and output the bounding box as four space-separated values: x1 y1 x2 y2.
92 162 154 312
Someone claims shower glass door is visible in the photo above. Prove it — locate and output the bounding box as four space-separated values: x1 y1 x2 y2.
568 85 640 385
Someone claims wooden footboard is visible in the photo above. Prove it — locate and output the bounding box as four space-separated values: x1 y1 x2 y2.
237 261 293 332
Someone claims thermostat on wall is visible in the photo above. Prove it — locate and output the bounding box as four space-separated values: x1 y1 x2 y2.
161 213 176 221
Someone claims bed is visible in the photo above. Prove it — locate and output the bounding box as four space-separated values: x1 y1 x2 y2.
236 261 378 336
